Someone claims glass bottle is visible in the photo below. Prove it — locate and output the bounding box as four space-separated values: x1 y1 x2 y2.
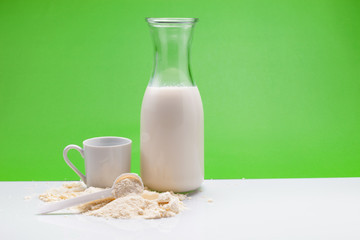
140 18 203 192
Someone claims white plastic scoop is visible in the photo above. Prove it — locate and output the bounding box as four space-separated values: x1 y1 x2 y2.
37 173 144 215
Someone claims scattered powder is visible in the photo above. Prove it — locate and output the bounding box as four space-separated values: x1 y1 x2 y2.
39 182 87 202
77 197 115 213
200 195 214 203
86 190 184 219
38 182 109 212
24 196 32 200
39 181 187 219
141 191 159 200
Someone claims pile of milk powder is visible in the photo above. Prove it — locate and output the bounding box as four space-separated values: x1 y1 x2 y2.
39 180 187 219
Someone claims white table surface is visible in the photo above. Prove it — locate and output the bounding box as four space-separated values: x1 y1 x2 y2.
1 178 360 240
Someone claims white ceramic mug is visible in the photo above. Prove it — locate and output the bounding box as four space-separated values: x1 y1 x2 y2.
63 136 132 188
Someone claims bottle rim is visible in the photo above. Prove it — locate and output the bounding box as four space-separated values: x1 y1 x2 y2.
146 18 199 24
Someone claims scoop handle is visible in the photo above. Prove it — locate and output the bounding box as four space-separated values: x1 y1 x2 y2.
37 189 113 214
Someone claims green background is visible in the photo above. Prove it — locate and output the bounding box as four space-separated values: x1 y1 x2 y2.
0 0 359 181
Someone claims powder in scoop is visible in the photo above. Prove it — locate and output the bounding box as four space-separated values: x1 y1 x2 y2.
112 178 143 198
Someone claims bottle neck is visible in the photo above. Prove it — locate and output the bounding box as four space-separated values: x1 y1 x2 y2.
148 22 196 87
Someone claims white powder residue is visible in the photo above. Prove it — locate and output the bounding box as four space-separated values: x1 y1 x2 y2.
38 181 187 219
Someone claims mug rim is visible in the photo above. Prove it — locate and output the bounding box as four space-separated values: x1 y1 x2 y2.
83 136 132 148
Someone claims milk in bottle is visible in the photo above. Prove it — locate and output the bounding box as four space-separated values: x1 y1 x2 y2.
141 18 203 192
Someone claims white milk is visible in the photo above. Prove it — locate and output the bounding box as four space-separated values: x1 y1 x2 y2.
140 86 204 192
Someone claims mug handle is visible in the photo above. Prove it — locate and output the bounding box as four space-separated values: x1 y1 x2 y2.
63 145 87 183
